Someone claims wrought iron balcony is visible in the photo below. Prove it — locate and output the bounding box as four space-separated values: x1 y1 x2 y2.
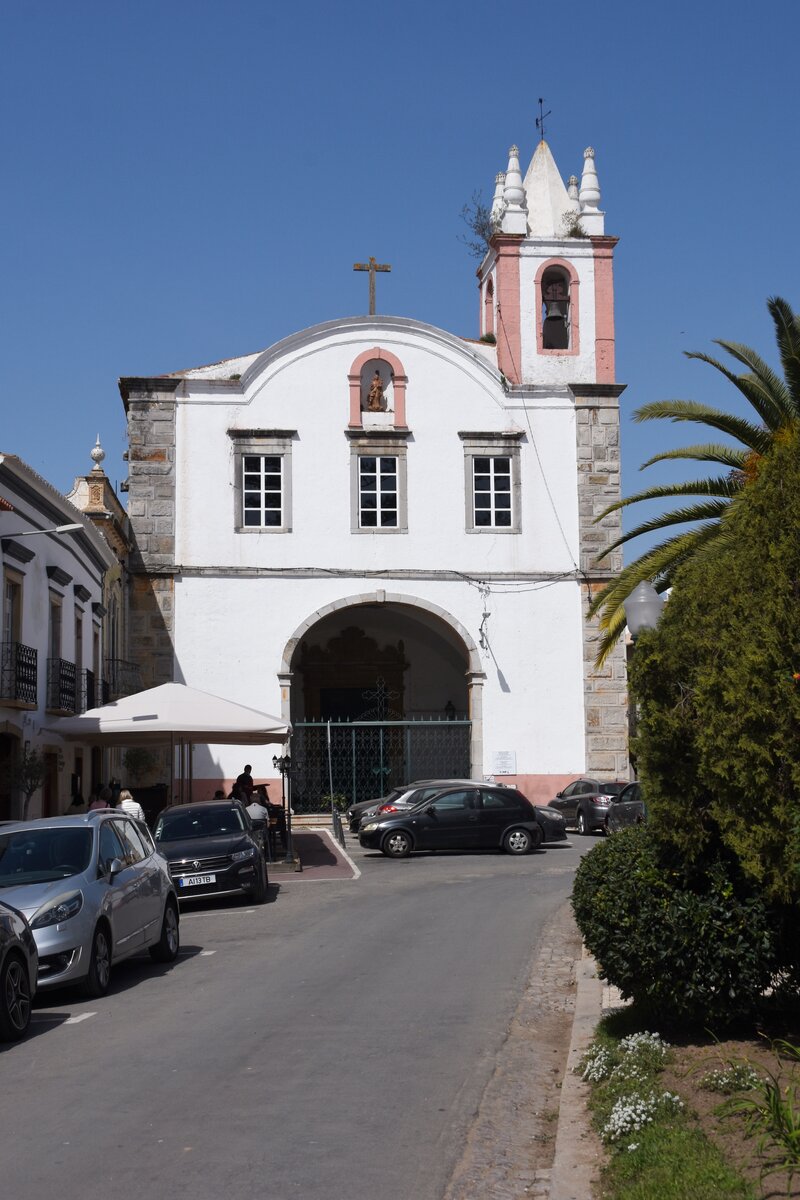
47 658 77 713
0 642 38 706
104 658 142 700
80 668 100 713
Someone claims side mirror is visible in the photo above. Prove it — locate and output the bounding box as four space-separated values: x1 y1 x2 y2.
425 805 436 815
555 791 563 798
108 857 124 882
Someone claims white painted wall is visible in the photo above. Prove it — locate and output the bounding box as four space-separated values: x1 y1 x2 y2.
167 317 590 789
174 321 581 575
172 574 587 782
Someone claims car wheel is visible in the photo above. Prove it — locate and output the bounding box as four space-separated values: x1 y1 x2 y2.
382 830 412 859
577 811 588 835
0 952 32 1041
149 899 180 963
82 923 112 997
504 828 533 855
248 860 268 905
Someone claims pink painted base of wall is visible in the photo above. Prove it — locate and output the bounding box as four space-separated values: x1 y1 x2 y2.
189 778 284 804
492 774 578 807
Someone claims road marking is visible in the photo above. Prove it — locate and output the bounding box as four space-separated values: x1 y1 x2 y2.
179 908 255 920
199 950 216 956
64 1012 97 1025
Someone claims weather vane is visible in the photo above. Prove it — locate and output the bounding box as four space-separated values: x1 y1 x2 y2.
535 97 551 142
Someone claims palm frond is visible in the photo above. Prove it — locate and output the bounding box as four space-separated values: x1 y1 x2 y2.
686 348 790 431
767 296 800 412
595 475 741 521
596 499 729 559
588 523 725 667
633 400 774 455
640 443 748 470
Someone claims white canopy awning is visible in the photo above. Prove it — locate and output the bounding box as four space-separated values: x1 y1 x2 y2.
48 682 290 747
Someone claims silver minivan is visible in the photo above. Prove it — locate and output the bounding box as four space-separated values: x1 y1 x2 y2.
0 811 180 996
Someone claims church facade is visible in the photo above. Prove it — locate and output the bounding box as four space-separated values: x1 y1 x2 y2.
120 137 627 807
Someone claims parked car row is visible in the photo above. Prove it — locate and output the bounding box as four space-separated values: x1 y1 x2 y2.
546 778 646 833
0 798 269 1041
357 781 568 858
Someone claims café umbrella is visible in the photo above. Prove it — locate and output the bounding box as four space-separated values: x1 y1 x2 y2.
48 682 291 801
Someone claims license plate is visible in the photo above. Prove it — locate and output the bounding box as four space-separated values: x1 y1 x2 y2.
178 873 216 888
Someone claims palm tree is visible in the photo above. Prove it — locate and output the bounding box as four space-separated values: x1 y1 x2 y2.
589 296 800 665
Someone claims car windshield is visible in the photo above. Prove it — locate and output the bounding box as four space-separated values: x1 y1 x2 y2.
155 807 246 842
0 827 93 885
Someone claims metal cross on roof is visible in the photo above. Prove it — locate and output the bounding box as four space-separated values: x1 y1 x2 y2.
536 97 551 142
353 256 392 316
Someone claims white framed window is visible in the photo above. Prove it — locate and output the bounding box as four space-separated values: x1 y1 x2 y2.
242 454 284 528
229 430 294 533
359 455 398 528
347 433 409 534
460 432 523 534
472 456 512 527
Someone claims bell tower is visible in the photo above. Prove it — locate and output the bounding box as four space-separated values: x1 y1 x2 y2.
477 140 617 389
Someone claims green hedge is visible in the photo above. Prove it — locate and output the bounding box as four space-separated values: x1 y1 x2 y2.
572 826 779 1028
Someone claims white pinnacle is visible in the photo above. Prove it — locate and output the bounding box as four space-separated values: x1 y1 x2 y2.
579 147 601 211
490 172 506 225
578 147 605 234
501 146 528 235
91 435 106 470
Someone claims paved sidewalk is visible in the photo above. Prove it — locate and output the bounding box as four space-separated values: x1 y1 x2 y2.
444 907 615 1200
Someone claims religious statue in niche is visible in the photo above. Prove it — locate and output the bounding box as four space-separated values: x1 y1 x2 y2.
367 370 385 411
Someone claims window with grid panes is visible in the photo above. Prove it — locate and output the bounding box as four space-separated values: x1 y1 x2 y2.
359 456 398 528
242 455 283 528
473 456 512 527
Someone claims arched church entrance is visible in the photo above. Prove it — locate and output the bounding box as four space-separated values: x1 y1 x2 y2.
280 596 483 812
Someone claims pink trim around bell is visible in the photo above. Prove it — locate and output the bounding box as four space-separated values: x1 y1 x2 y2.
591 236 618 382
492 236 522 383
348 346 408 428
534 258 580 358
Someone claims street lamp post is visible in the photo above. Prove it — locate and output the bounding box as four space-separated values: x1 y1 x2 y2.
1 523 83 539
623 581 664 639
272 753 293 865
623 582 664 778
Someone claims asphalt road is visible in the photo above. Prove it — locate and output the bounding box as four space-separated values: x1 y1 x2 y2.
2 833 592 1200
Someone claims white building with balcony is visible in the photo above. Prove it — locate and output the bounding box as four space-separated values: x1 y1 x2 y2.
0 453 116 818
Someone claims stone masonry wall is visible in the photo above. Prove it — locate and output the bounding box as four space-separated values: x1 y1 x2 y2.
124 381 178 688
573 385 629 779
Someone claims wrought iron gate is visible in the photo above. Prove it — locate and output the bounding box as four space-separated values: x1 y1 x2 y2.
290 719 471 813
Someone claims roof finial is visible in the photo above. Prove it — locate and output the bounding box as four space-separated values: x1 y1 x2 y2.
535 97 551 143
501 146 528 235
578 147 605 234
579 147 601 211
90 435 106 472
490 171 506 225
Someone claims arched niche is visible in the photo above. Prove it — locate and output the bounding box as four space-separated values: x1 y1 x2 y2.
348 347 408 429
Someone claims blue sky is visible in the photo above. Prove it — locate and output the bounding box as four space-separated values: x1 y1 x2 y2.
2 0 798 562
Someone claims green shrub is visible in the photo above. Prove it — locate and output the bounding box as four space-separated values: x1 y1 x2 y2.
572 826 779 1028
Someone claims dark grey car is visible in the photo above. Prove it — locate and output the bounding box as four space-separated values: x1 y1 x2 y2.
547 778 628 834
0 901 37 1041
605 782 646 832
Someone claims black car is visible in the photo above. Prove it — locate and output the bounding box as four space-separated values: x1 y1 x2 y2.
153 801 268 903
605 782 646 832
547 778 628 834
358 784 567 858
0 901 37 1041
349 779 486 833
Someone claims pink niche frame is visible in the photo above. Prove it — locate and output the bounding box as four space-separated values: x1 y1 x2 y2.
535 258 580 357
348 347 408 428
